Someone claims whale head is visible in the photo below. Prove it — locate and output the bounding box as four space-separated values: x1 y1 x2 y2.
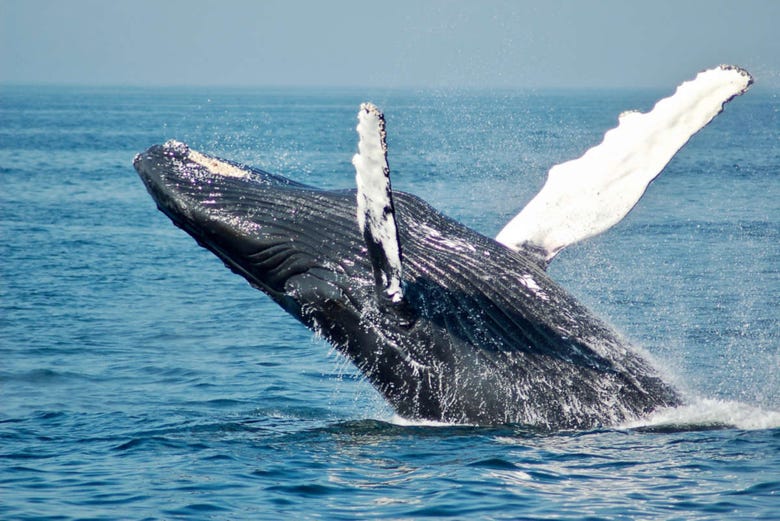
134 140 368 322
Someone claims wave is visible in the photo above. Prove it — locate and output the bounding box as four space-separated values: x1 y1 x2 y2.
620 398 780 431
390 415 464 428
389 398 780 432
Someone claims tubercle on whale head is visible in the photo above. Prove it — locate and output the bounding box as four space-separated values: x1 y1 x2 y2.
163 139 189 155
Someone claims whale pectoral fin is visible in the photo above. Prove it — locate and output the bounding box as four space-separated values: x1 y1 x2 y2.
352 102 405 304
495 65 753 265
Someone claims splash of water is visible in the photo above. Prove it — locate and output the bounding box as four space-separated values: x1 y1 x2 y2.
620 398 780 431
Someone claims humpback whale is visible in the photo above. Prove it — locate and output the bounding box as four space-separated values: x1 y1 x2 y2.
134 65 752 429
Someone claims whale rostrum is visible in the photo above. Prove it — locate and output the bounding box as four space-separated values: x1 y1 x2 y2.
134 65 752 429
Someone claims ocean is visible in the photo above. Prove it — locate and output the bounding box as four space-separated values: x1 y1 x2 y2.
1 84 778 520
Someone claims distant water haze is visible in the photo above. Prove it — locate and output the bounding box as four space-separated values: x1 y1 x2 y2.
1 0 779 89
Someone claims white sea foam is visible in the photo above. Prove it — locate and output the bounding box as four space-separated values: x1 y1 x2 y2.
621 398 780 431
389 414 468 428
389 399 780 432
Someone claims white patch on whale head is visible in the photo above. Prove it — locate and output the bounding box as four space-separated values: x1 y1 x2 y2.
186 149 252 179
163 140 251 179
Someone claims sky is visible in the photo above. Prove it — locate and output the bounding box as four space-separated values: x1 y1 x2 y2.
1 0 779 89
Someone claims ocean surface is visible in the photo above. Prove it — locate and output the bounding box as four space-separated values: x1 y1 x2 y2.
1 84 778 520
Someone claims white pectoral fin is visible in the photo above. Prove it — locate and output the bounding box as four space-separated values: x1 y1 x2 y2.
495 65 753 265
352 102 404 303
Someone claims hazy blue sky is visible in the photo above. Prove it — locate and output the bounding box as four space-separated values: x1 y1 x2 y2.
2 0 778 89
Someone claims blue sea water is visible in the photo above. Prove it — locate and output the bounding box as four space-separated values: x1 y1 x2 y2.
1 84 778 520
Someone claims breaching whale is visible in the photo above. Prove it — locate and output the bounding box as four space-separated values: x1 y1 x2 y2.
135 65 752 429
